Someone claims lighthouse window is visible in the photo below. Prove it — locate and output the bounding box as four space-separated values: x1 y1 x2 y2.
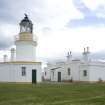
83 70 87 76
21 67 26 76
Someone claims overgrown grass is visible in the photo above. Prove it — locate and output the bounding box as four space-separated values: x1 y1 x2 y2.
0 83 105 105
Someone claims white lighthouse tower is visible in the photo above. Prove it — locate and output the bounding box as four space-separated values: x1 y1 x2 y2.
0 14 42 83
15 14 37 61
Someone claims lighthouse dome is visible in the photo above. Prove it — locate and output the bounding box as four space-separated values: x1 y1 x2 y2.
20 14 33 33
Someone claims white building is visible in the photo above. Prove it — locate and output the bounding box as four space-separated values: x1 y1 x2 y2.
44 47 105 82
0 14 42 83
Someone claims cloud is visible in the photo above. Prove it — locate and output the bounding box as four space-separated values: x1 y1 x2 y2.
0 0 47 49
37 26 105 61
1 0 105 62
0 0 82 29
0 36 13 50
0 0 83 48
0 28 14 50
83 0 105 10
0 23 18 50
67 0 105 28
68 16 105 28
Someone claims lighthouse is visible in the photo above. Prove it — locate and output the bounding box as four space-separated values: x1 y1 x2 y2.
15 14 37 61
0 14 42 83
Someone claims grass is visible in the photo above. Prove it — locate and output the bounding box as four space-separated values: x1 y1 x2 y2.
0 83 105 105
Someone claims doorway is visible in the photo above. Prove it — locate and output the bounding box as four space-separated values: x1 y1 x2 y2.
58 72 61 82
32 69 37 84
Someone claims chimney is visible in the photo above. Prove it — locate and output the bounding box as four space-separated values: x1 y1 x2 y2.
4 55 8 62
11 48 15 61
70 51 72 55
87 47 89 53
70 51 72 58
67 51 72 62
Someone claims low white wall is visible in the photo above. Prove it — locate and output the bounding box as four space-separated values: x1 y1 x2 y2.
89 65 105 81
0 63 42 83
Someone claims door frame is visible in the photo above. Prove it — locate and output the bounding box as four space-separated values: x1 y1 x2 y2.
58 72 61 82
32 69 37 84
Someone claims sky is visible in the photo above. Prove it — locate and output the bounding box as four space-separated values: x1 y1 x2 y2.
1 0 105 62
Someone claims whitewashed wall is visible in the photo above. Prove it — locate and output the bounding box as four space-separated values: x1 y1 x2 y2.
44 60 105 82
44 67 51 81
0 63 42 83
69 62 80 81
44 63 73 82
89 65 105 81
16 41 36 61
79 64 89 81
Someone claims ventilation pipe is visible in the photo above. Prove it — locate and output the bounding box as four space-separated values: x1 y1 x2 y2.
11 48 15 61
87 47 90 53
3 55 8 62
67 51 72 62
82 47 91 63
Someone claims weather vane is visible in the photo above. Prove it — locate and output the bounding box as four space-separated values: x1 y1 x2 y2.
24 13 28 18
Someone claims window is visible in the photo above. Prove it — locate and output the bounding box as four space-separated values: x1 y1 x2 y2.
83 70 87 76
21 67 26 76
68 68 71 75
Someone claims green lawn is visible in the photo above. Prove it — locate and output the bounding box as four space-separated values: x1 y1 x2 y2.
0 83 105 105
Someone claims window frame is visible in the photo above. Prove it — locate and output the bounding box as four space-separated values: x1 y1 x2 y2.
83 70 87 77
21 66 26 76
68 68 71 75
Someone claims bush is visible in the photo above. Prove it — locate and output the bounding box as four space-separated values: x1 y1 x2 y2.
98 78 103 83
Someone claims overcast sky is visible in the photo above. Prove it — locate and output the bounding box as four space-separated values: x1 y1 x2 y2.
1 0 105 62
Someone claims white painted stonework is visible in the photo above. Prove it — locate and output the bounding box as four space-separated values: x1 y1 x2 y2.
0 62 42 83
44 48 105 82
16 41 36 61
